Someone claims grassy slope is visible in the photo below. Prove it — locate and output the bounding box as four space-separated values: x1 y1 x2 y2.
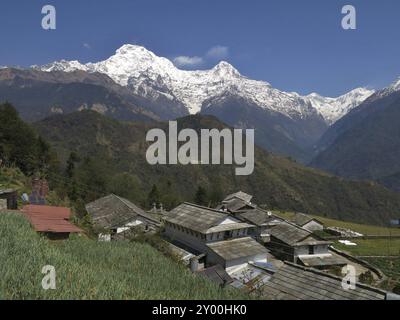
35 111 400 226
0 213 245 300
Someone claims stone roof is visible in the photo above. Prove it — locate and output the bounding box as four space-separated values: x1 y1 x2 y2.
262 262 386 300
197 265 233 286
0 188 16 195
219 198 256 212
165 203 227 233
85 194 160 230
206 237 269 261
224 191 253 203
293 212 323 227
269 222 311 245
206 222 255 234
238 208 283 226
298 254 347 268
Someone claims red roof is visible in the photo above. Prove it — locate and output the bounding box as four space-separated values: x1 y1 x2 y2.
22 205 72 219
22 205 83 234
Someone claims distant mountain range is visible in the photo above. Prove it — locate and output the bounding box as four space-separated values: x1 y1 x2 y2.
310 79 400 191
0 44 375 163
6 43 400 178
34 45 373 123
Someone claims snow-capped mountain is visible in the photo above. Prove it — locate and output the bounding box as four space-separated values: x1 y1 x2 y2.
36 44 373 125
307 88 374 125
375 77 400 98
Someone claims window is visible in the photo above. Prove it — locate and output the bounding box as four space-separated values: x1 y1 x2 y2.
309 246 315 255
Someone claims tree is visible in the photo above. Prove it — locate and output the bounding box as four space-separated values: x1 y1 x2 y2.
359 271 374 285
66 152 80 178
109 173 144 204
194 186 208 206
147 184 161 208
0 103 59 176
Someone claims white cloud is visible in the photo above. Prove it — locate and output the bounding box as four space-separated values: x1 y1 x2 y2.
173 46 230 69
206 45 229 59
173 56 204 67
83 43 91 49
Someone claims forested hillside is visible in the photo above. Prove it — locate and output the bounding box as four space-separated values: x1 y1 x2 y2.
34 109 400 226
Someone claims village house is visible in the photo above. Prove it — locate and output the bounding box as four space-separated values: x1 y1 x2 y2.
164 202 268 270
267 221 347 269
85 194 161 241
237 208 284 244
196 265 234 287
206 237 269 271
22 204 83 240
291 212 324 232
0 188 18 210
216 191 256 214
261 261 388 300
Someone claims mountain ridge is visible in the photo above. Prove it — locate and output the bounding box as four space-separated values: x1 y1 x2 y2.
34 44 374 125
35 109 400 226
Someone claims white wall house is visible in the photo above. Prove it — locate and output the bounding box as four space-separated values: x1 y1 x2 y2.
301 220 324 232
164 203 268 270
293 213 324 232
268 221 347 268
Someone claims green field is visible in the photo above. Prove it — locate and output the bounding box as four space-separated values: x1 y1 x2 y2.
274 211 400 236
0 212 245 300
333 239 400 257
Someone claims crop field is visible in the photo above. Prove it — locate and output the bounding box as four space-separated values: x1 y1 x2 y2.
333 239 400 257
0 212 245 300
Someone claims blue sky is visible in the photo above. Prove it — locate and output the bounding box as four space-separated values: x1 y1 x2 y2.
0 0 399 97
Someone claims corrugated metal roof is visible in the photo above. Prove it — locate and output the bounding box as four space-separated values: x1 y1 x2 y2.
24 217 83 233
23 205 72 219
207 237 269 261
22 205 82 234
262 262 386 300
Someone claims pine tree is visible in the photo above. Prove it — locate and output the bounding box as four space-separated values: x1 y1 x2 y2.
147 184 161 208
195 186 208 206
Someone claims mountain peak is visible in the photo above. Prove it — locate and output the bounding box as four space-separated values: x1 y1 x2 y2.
212 61 241 76
32 44 376 124
115 44 155 57
307 87 375 124
389 77 400 91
